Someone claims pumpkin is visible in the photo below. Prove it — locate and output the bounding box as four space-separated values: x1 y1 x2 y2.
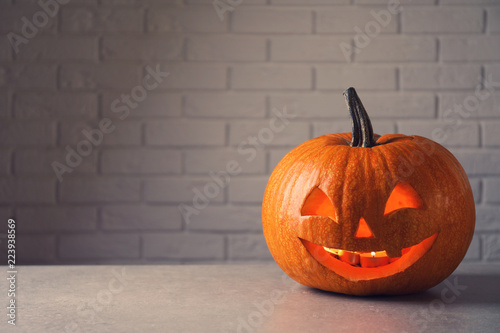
262 87 475 296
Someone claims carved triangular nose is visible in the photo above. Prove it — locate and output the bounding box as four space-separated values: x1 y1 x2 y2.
355 217 375 238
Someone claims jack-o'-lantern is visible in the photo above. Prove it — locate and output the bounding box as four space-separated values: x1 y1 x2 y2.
262 87 475 296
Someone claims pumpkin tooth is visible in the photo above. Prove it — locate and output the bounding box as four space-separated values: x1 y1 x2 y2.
322 247 406 268
339 251 360 265
323 247 340 255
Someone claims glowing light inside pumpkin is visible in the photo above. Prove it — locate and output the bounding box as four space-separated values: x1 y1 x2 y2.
301 187 337 222
355 217 375 238
322 247 393 268
384 182 423 216
303 233 438 281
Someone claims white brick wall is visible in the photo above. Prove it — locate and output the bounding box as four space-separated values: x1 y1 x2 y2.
0 0 499 265
315 65 397 90
402 8 484 33
316 8 397 34
187 36 267 61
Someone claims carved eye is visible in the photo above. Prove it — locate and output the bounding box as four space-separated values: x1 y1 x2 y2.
301 187 338 223
384 182 423 216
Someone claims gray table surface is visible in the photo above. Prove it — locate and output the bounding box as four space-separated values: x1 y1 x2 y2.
1 263 499 333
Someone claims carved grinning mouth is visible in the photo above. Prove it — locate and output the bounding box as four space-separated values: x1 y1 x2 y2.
300 233 438 281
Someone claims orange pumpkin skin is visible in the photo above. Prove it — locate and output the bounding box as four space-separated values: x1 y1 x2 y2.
262 89 475 296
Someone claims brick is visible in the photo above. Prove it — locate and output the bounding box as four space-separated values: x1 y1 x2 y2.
101 0 163 3
102 205 182 230
144 177 225 203
0 7 57 34
102 92 181 118
187 36 266 62
274 0 349 4
484 121 500 147
441 0 499 5
356 36 436 62
484 178 500 203
450 150 500 176
15 149 97 174
189 0 266 3
316 65 397 90
231 65 311 90
148 8 225 33
152 64 226 90
233 8 312 34
16 207 97 232
102 36 183 61
0 121 56 147
401 65 480 90
17 235 56 264
228 176 268 203
0 93 10 118
317 8 397 34
270 93 336 118
403 8 483 33
59 178 141 202
483 234 500 261
18 36 97 60
463 236 481 261
271 36 351 62
0 150 10 174
185 148 266 174
488 8 500 32
485 64 500 86
442 37 500 62
21 0 97 3
60 64 141 90
229 120 309 146
0 38 11 60
439 92 500 119
185 93 266 118
355 0 435 3
228 234 272 260
145 120 225 146
314 120 396 137
143 233 224 260
65 0 99 3
188 206 262 232
0 179 55 203
61 7 143 32
0 64 57 89
369 92 436 117
476 206 500 231
59 234 140 259
15 93 98 119
59 120 141 146
101 149 181 174
397 121 479 147
96 121 140 146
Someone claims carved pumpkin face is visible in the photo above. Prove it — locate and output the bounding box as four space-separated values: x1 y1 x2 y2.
262 88 475 296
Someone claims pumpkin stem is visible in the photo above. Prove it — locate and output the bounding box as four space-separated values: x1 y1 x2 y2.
343 87 376 148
